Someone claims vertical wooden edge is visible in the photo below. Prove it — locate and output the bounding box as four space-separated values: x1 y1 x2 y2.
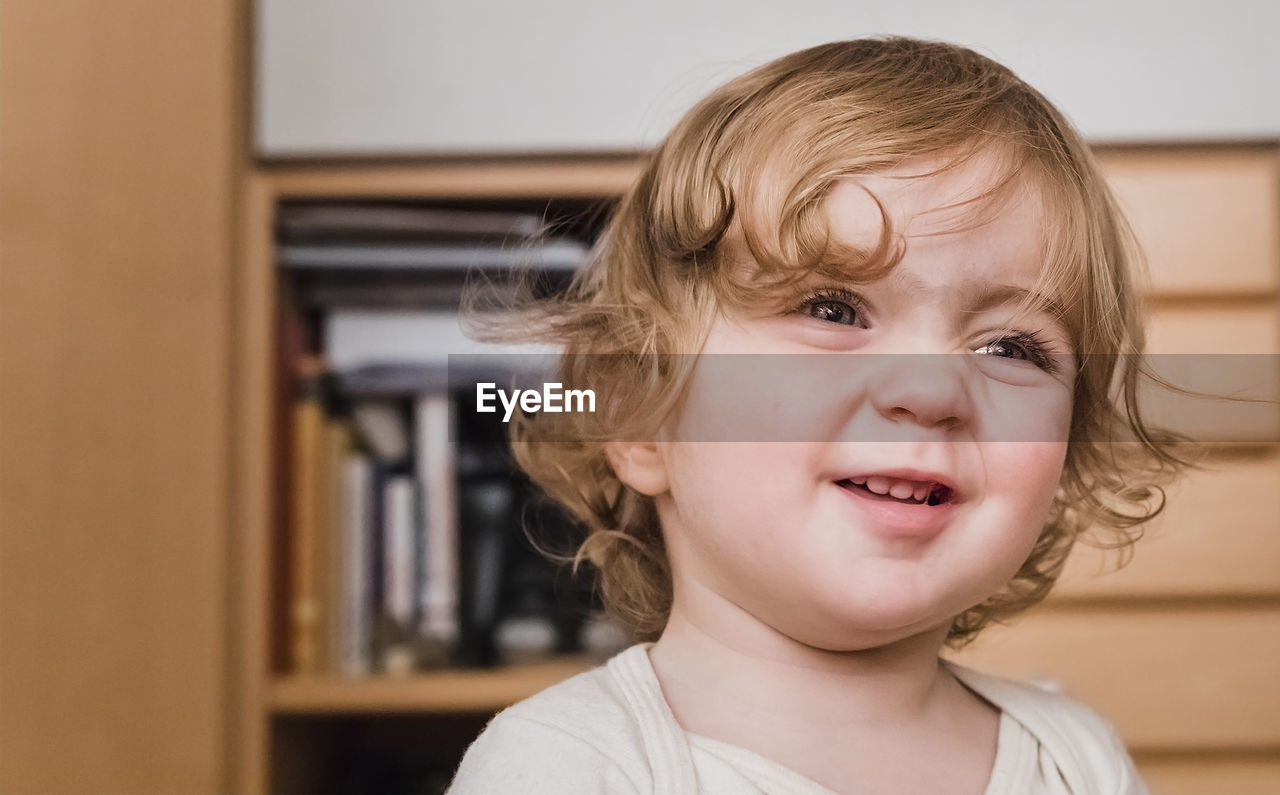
228 168 275 795
226 1 262 791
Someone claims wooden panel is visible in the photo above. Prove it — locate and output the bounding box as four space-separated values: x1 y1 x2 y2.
271 657 597 714
1139 305 1279 443
1099 149 1279 296
1146 304 1278 355
231 173 278 795
1138 757 1280 795
265 157 641 199
0 2 237 793
946 608 1280 750
1056 451 1280 598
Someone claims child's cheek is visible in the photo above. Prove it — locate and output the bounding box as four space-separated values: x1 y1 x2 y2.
982 379 1074 443
656 441 816 581
984 439 1070 536
669 354 855 443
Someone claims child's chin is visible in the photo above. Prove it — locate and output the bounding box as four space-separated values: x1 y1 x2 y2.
786 611 955 652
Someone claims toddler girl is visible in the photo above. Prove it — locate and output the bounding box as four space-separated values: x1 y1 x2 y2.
449 36 1184 794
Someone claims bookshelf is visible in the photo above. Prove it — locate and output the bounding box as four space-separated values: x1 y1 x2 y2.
231 148 1280 794
271 656 597 714
231 157 644 793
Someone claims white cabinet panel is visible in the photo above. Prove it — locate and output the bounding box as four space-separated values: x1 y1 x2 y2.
256 0 1280 156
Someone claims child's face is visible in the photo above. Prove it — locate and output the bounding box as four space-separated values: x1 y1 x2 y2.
633 153 1076 650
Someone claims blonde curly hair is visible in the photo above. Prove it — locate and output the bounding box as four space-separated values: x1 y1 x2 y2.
486 37 1192 648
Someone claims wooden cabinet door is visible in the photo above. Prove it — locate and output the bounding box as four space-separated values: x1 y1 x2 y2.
0 2 239 792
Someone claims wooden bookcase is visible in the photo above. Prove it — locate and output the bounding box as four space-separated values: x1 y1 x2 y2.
229 148 1280 794
230 157 643 793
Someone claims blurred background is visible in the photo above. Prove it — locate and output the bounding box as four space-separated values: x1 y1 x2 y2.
1 1 1277 793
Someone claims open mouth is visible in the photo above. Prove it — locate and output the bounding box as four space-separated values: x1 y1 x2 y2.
835 476 955 507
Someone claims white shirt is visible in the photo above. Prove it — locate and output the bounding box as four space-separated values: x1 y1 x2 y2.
448 643 1148 794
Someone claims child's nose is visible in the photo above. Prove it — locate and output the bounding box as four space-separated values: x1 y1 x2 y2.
866 353 973 433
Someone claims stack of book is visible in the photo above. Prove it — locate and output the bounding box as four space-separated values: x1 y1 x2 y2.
276 202 589 310
274 203 613 677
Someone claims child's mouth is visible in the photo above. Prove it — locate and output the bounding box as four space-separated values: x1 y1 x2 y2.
833 472 960 538
835 476 954 506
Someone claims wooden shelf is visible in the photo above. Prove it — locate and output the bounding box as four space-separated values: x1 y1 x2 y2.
270 656 600 714
258 156 642 199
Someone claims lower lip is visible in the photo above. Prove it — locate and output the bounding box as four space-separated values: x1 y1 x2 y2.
834 481 958 538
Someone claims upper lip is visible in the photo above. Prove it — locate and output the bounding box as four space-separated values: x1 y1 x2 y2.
834 467 963 503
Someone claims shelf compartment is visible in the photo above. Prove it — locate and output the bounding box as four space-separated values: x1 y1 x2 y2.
270 656 598 714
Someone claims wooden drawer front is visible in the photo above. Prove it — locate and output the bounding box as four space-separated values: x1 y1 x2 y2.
1146 305 1278 354
1139 758 1280 795
946 608 1280 750
1099 150 1279 296
1055 452 1280 599
1136 306 1279 443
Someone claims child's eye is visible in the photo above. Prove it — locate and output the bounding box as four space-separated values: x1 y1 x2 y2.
975 331 1058 374
795 288 867 327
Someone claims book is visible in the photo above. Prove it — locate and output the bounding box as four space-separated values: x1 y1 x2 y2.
350 399 413 460
324 308 558 371
347 397 417 674
416 392 459 648
277 238 588 272
317 415 351 675
383 476 416 631
381 475 417 675
277 204 547 244
335 450 374 677
271 284 313 673
288 355 327 674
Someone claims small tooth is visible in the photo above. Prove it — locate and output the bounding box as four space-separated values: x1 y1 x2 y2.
888 481 915 500
865 476 891 495
912 483 929 502
851 476 868 486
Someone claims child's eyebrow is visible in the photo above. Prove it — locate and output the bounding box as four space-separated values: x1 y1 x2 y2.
964 282 1067 321
891 271 1067 322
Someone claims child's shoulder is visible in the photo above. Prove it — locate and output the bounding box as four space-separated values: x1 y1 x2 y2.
946 660 1120 736
447 646 654 794
945 660 1146 794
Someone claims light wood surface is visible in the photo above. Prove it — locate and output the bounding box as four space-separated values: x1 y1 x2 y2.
1057 451 1280 598
229 171 278 795
1141 305 1279 442
1099 148 1279 297
1147 303 1278 354
262 156 641 198
1138 756 1280 795
0 1 240 793
271 657 599 714
947 607 1280 750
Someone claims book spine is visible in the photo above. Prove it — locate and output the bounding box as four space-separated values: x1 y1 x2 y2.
271 286 311 673
336 451 373 677
278 238 587 271
416 392 459 648
318 416 350 674
289 355 327 674
381 475 417 675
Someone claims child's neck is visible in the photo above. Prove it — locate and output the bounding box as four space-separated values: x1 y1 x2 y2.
648 597 1000 793
650 600 954 728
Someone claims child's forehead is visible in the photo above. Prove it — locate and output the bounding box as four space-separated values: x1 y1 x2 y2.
714 142 1081 319
823 152 1046 241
